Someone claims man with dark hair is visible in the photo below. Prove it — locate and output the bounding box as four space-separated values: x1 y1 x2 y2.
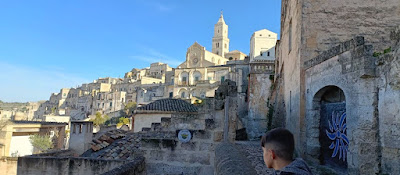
261 128 313 175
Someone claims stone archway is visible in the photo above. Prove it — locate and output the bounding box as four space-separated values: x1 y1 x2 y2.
312 86 348 172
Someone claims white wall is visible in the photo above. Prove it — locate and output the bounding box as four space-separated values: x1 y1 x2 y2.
9 136 33 157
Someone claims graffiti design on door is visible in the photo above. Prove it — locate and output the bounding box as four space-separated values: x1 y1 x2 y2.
325 111 348 161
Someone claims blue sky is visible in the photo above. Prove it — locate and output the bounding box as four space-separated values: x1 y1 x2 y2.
0 0 281 102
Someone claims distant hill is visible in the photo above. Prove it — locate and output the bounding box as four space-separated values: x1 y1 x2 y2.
0 100 29 111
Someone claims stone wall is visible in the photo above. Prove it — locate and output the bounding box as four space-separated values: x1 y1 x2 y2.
215 142 257 175
102 157 146 175
276 0 400 158
17 156 144 175
136 82 239 175
301 0 400 62
306 37 380 174
0 157 18 175
376 30 400 174
247 73 273 139
138 111 224 175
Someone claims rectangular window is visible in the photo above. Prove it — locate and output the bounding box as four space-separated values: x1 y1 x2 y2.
169 92 173 98
267 52 270 56
182 77 187 84
73 124 76 133
110 102 112 107
221 76 225 82
290 91 292 113
79 124 82 133
195 76 200 82
208 77 212 80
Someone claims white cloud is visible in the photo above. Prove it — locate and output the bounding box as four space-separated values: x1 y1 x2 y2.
130 46 183 67
0 61 90 102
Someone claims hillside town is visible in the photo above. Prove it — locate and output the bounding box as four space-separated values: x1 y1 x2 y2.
1 0 400 174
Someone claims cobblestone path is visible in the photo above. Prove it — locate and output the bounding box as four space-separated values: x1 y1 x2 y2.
235 141 274 175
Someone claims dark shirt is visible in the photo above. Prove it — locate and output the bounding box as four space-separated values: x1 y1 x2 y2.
273 158 313 175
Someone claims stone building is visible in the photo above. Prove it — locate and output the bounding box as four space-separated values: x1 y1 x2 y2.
271 0 400 174
69 121 93 155
0 121 67 157
132 99 198 132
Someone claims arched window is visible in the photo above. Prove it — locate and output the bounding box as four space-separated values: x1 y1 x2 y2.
193 71 202 83
181 92 185 98
229 57 233 60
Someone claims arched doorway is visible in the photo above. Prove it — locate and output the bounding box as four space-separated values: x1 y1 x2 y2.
313 86 347 172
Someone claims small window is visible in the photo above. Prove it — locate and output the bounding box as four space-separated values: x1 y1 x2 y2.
267 52 270 56
221 76 225 82
110 102 112 107
224 43 227 48
181 92 185 98
229 57 233 60
73 124 76 133
259 34 262 36
195 76 200 82
169 92 173 98
79 124 82 133
260 51 263 56
208 77 212 80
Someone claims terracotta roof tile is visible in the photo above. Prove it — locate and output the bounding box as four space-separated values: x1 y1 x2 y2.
137 99 198 113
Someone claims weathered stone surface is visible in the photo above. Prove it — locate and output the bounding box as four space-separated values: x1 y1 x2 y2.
199 143 214 152
180 142 197 151
213 131 223 142
215 142 258 175
193 130 211 140
188 153 210 165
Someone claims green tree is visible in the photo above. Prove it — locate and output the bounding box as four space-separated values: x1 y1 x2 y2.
117 117 130 127
29 134 53 153
123 102 137 117
91 112 109 127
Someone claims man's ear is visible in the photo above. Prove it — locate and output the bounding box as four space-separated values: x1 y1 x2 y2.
270 149 277 160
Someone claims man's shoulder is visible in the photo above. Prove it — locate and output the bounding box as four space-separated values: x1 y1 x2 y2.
279 158 313 175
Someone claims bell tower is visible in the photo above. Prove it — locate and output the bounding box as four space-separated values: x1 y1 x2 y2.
212 11 230 57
